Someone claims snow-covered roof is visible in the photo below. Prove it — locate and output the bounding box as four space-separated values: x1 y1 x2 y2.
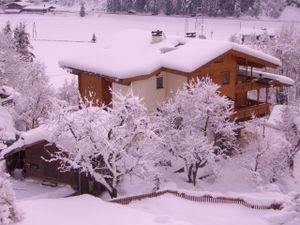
0 125 51 158
59 29 281 80
0 85 19 106
239 68 294 86
4 9 22 13
5 1 30 7
23 5 55 10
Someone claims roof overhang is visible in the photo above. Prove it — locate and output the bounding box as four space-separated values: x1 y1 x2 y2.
60 47 281 85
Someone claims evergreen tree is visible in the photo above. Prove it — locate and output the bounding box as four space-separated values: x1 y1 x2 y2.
80 3 86 17
164 0 174 15
135 0 146 12
91 33 97 43
234 0 242 17
251 0 261 17
2 21 12 37
13 23 35 62
150 0 160 15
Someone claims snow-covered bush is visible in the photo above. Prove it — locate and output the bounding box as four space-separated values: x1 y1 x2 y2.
57 79 80 106
153 77 238 185
0 162 22 225
241 119 291 188
278 105 300 177
49 90 158 198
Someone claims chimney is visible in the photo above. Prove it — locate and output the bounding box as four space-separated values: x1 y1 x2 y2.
151 30 164 44
185 32 196 38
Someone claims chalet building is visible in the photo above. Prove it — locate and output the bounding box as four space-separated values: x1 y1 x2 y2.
4 1 29 13
22 5 55 13
59 29 293 121
0 126 104 195
4 1 55 13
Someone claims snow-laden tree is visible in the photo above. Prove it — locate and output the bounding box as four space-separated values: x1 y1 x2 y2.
0 30 53 130
0 162 22 225
57 79 80 106
154 77 238 185
241 118 291 188
13 62 53 130
49 90 158 197
0 106 17 151
2 22 12 38
13 22 34 62
279 105 300 177
80 3 86 17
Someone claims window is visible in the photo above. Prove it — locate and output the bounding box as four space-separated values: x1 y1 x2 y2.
156 77 164 89
222 72 230 84
29 163 39 171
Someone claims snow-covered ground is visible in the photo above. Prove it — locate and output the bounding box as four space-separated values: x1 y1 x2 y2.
0 13 299 88
1 12 300 225
10 178 75 201
16 194 285 225
129 194 282 225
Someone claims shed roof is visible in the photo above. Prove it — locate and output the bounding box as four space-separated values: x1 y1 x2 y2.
0 125 50 158
5 2 30 7
23 5 55 10
59 29 281 80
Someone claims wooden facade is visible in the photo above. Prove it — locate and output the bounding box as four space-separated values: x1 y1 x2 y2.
66 49 287 121
5 140 105 195
78 72 112 106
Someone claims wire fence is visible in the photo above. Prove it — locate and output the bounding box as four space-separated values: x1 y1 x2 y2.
110 189 282 210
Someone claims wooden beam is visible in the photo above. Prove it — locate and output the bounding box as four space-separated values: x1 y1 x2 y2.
230 50 279 68
266 87 269 103
257 89 260 105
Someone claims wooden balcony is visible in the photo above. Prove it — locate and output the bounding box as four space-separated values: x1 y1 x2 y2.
235 80 268 93
232 102 270 121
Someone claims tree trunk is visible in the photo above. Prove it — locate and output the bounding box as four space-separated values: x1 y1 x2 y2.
187 164 193 183
109 186 118 198
192 166 198 186
288 158 294 178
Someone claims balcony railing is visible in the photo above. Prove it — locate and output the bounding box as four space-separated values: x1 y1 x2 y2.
235 80 268 93
232 102 270 121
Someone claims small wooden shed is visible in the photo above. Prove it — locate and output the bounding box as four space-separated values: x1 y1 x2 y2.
1 126 104 195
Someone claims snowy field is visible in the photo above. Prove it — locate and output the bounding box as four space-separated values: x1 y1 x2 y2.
0 12 300 88
16 194 284 225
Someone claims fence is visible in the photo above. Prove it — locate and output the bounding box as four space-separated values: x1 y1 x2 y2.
110 189 282 210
